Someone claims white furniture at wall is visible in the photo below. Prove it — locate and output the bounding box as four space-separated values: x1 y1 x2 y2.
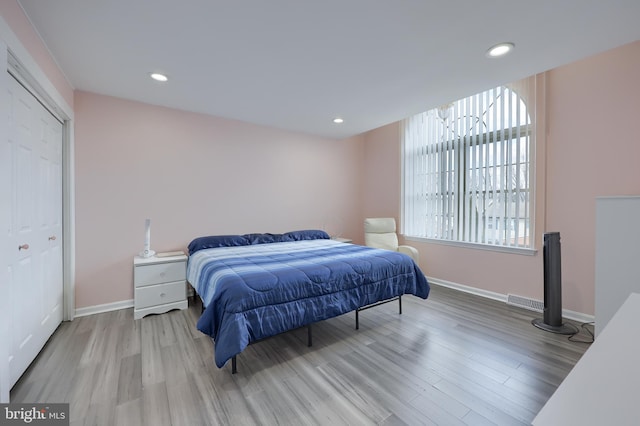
532 293 640 426
595 196 640 336
134 253 188 320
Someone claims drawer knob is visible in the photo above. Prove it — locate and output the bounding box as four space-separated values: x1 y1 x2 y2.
160 292 166 298
160 272 166 277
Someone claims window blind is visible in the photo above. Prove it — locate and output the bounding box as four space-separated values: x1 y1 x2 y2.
402 77 535 249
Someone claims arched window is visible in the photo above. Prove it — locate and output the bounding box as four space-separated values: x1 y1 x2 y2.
402 77 535 250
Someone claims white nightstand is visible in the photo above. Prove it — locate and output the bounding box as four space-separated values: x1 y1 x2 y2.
133 253 188 320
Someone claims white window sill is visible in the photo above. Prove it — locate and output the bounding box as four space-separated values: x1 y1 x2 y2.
403 236 537 256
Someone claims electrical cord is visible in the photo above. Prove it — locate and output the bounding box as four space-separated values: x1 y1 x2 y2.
568 321 594 343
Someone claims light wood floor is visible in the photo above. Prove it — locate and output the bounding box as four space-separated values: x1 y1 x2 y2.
11 285 592 425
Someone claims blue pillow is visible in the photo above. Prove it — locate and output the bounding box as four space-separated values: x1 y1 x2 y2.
188 229 331 254
243 233 284 245
188 234 249 254
283 229 330 241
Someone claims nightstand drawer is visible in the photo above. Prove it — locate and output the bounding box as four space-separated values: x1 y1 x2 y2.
135 281 185 309
134 261 185 287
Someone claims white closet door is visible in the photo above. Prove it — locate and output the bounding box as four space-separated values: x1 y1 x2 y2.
7 72 63 387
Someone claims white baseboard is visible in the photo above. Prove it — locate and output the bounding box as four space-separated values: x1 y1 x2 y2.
428 277 594 324
72 279 595 324
74 299 134 318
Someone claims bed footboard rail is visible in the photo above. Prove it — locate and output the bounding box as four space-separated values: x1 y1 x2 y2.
355 295 402 330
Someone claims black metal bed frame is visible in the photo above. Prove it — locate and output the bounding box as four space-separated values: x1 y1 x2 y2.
355 295 401 330
199 294 402 374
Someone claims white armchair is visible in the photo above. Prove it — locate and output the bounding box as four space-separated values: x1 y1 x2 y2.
364 218 419 263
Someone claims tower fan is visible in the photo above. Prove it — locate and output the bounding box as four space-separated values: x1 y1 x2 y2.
532 232 577 334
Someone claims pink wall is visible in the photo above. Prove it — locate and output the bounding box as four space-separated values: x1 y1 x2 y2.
544 40 640 314
74 92 364 308
363 40 640 315
362 122 401 219
0 1 73 108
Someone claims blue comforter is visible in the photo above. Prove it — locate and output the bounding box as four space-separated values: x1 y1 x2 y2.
187 239 429 368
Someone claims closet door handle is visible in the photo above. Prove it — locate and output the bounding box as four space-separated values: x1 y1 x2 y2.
49 235 57 241
19 244 29 251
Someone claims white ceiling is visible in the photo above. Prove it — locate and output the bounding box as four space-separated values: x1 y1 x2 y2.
17 0 640 139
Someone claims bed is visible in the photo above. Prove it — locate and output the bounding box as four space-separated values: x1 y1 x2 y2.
187 230 430 372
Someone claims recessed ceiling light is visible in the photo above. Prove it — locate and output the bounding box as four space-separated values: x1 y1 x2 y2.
486 42 515 58
150 72 168 82
333 117 344 124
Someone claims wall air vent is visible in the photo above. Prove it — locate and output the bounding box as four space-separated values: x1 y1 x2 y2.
507 294 544 312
